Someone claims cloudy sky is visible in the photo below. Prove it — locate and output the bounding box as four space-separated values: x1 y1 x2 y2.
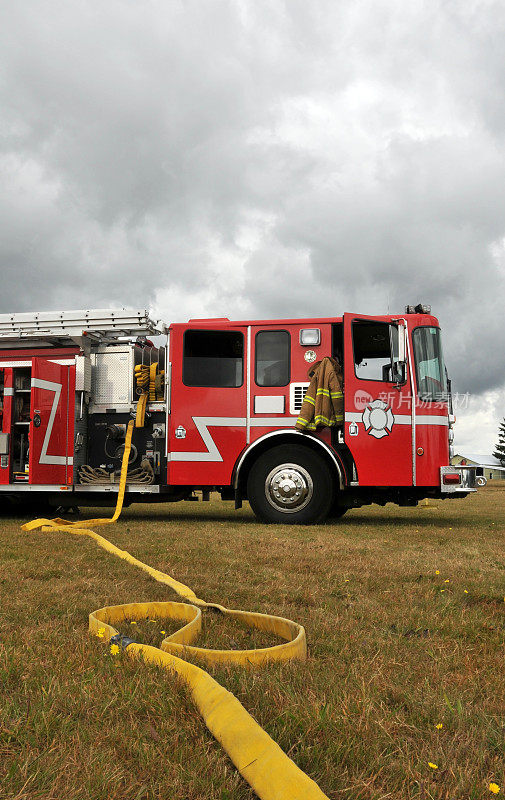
1 1 504 452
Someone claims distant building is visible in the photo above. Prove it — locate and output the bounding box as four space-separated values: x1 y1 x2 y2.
451 453 505 481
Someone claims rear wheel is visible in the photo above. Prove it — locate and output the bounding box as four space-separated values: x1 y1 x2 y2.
247 444 334 524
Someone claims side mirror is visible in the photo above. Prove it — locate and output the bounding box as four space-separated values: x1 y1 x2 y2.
397 323 406 362
392 361 406 385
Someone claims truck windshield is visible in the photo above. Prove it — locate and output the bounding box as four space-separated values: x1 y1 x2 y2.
412 326 448 402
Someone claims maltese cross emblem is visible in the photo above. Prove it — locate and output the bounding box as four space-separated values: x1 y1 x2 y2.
362 399 395 439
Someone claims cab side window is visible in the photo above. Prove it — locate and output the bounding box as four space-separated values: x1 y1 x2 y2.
255 331 290 387
183 330 244 387
353 321 397 382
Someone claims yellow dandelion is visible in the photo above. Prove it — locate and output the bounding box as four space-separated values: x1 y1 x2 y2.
464 589 468 594
440 589 445 592
435 570 440 575
161 630 166 635
428 762 438 770
97 627 106 639
344 579 350 582
444 579 450 583
435 723 443 729
489 784 500 795
130 621 137 625
110 643 120 656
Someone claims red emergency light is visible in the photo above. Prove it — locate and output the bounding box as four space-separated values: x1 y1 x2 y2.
443 473 461 485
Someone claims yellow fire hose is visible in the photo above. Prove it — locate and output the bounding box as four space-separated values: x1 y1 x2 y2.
22 396 330 800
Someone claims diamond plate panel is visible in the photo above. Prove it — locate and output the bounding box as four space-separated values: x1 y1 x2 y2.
91 349 132 405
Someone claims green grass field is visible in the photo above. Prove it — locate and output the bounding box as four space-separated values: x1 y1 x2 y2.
1 485 504 799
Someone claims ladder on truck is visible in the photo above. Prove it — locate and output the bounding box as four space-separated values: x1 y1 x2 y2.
0 309 167 348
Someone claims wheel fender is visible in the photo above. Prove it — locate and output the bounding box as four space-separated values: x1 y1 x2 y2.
234 430 345 495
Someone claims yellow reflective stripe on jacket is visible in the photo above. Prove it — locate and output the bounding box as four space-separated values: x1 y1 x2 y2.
313 415 335 427
312 414 344 427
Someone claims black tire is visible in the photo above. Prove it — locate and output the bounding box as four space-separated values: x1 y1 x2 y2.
327 501 348 520
246 444 334 524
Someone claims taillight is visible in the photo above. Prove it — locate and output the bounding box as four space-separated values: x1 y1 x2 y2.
443 473 461 485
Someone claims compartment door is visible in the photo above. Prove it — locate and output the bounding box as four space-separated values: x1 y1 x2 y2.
0 367 12 485
343 314 413 486
29 360 72 485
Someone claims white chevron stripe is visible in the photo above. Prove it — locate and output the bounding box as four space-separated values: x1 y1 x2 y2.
170 417 297 462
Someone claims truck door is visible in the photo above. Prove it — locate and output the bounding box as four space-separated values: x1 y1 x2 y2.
29 359 73 485
168 326 247 486
249 326 292 437
0 366 12 485
343 314 413 486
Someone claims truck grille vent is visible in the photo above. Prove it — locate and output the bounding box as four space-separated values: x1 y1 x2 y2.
289 382 310 415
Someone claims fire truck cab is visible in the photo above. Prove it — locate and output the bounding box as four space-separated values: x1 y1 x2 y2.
0 306 475 523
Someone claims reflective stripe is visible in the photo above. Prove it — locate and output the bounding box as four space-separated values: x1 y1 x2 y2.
172 411 447 466
0 360 30 367
251 418 297 427
4 387 13 396
345 412 412 424
31 378 67 466
345 412 363 423
345 412 447 426
170 417 297 462
315 388 343 398
0 359 74 368
0 359 74 367
416 415 449 426
313 414 342 426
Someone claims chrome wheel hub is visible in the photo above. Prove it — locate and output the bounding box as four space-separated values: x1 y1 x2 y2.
265 462 313 513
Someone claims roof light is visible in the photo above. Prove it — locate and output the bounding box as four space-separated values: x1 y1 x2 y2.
405 304 432 314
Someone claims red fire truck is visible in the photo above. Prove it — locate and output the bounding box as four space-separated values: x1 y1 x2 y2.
0 306 475 523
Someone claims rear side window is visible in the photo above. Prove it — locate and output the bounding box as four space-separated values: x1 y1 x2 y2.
183 330 244 387
255 331 290 386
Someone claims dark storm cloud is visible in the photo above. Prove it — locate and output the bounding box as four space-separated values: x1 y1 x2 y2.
1 0 505 432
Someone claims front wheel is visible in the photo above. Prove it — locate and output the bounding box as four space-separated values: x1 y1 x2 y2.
327 501 348 520
247 444 335 524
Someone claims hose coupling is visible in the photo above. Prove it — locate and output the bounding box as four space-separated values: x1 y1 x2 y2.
109 633 136 650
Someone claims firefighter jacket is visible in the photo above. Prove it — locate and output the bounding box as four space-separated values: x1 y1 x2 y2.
295 356 344 432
